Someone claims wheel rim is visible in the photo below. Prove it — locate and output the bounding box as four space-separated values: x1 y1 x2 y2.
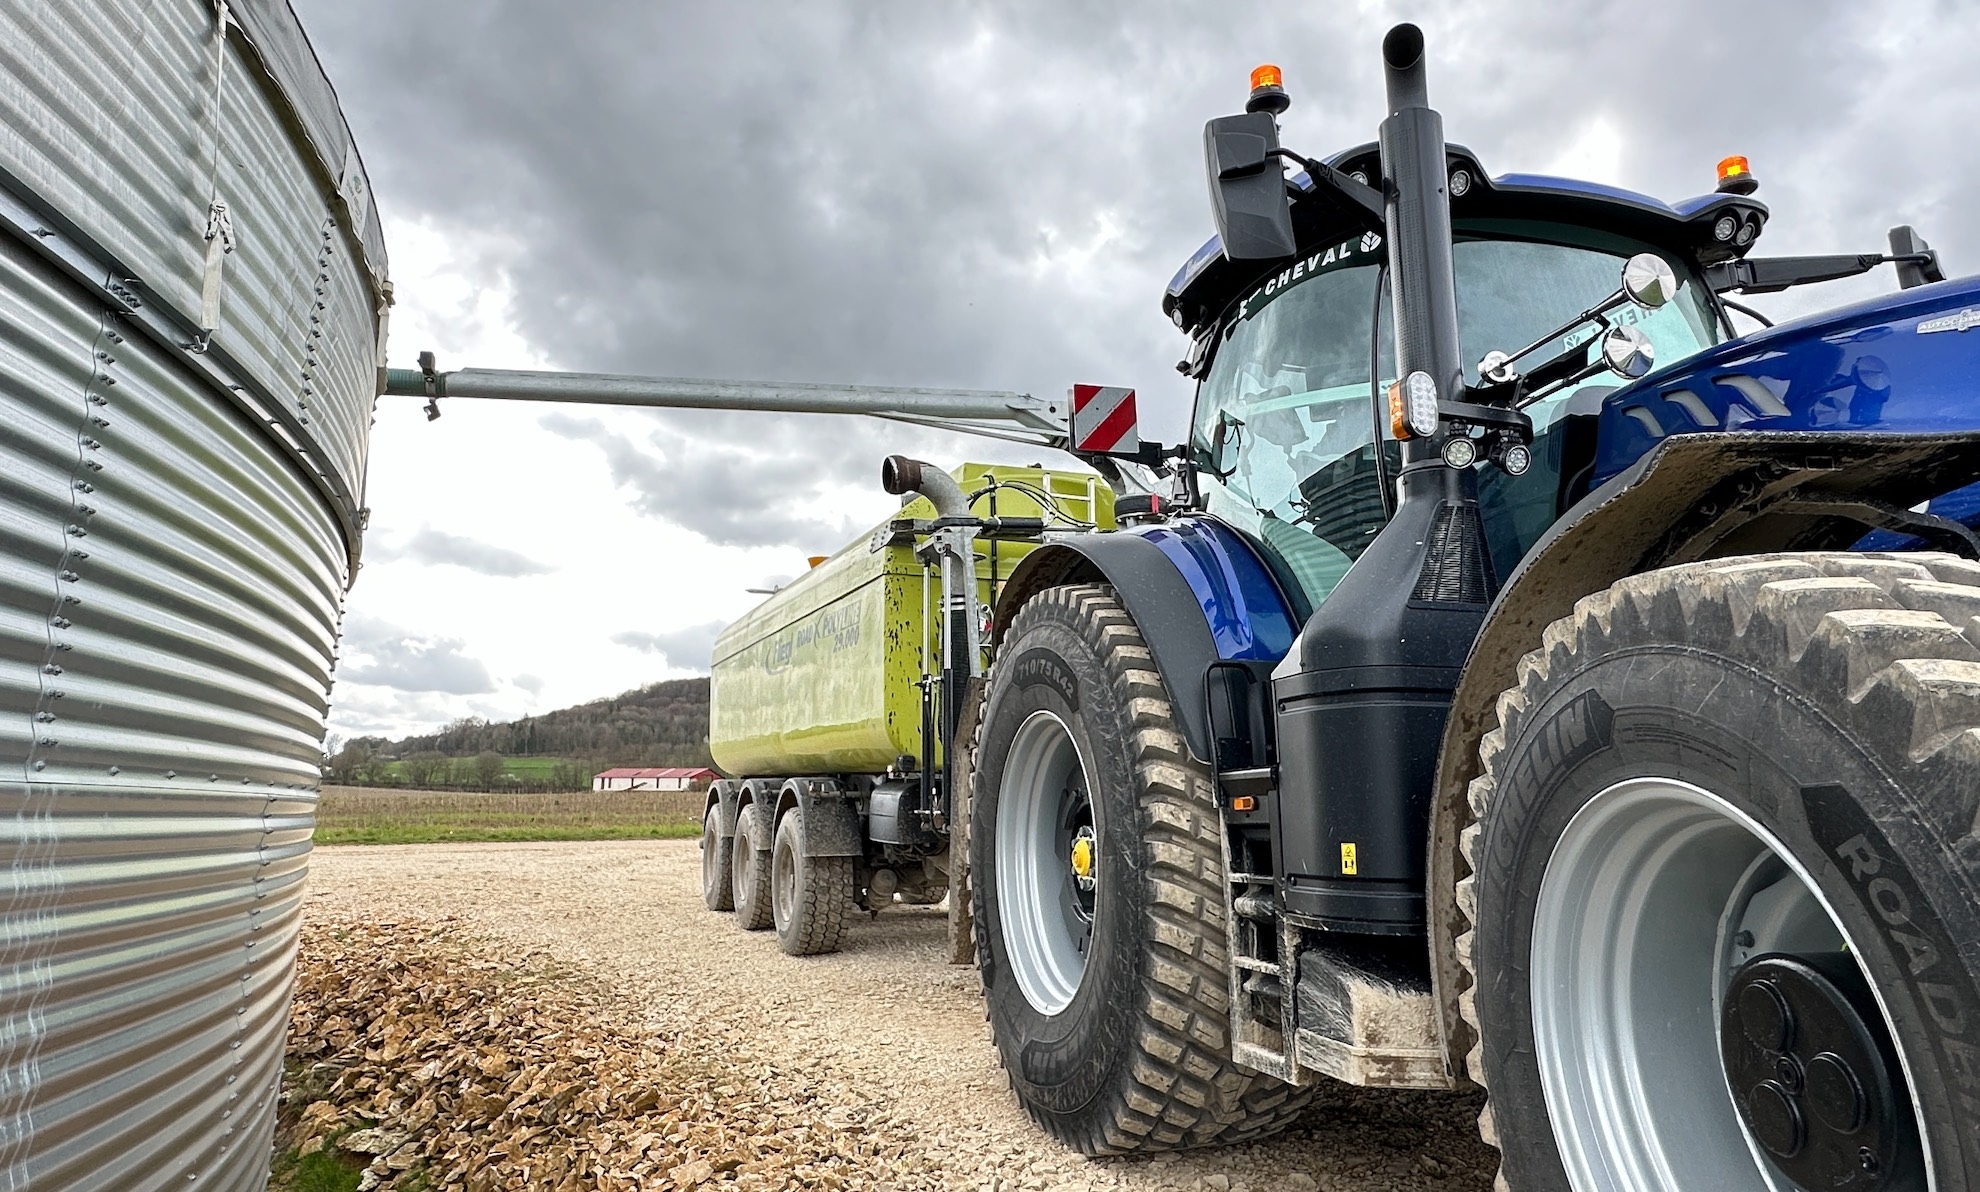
1530 777 1932 1192
772 823 797 926
996 710 1097 1016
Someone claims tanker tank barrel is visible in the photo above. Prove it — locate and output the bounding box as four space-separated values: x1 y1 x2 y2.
381 362 1070 448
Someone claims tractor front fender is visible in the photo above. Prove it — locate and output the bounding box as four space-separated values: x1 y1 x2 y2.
1425 428 1980 1074
991 534 1218 765
991 521 1300 768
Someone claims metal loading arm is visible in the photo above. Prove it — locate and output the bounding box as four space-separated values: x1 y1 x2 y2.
380 360 1072 450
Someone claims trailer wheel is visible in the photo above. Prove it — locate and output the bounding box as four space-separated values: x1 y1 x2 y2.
731 804 774 930
1457 553 1980 1191
771 808 854 956
701 804 734 912
972 584 1309 1154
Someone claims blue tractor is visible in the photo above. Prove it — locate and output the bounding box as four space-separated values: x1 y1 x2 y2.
955 23 1980 1192
389 23 1980 1191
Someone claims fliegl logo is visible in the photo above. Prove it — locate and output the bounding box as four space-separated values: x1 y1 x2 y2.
763 606 863 675
1236 231 1384 321
1918 306 1980 334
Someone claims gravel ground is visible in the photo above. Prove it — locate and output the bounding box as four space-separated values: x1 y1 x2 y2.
304 840 1497 1190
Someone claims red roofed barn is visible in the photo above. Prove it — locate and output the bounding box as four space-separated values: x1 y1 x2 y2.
592 766 717 792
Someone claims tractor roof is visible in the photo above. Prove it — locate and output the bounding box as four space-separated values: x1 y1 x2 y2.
1163 142 1769 336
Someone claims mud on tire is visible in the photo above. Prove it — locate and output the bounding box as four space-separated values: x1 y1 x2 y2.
1456 553 1980 1190
771 809 854 956
701 804 734 912
731 805 774 931
971 584 1311 1154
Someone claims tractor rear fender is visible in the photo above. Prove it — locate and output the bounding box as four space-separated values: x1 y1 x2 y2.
990 533 1222 765
1424 428 1980 1075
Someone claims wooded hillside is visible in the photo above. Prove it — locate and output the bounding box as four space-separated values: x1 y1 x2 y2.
328 678 714 789
393 678 713 766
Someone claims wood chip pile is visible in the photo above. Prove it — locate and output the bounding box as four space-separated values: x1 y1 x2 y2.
283 913 928 1191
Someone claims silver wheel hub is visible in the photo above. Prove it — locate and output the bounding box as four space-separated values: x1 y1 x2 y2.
996 710 1097 1017
1530 777 1931 1191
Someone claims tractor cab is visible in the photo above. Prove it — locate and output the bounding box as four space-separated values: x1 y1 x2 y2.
1173 146 1751 606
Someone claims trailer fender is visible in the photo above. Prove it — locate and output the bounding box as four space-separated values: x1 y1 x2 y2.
992 526 1296 765
776 779 864 858
1425 428 1980 1076
735 777 784 849
706 779 741 838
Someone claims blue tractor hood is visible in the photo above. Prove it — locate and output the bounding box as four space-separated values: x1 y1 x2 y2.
1591 275 1980 488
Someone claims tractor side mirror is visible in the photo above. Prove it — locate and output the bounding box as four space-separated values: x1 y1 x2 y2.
1600 324 1656 379
1205 113 1297 261
1621 253 1679 309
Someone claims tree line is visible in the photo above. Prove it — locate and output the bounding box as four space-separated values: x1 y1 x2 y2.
325 678 714 792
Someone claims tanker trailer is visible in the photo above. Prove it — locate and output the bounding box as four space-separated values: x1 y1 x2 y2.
705 461 1116 956
0 0 388 1186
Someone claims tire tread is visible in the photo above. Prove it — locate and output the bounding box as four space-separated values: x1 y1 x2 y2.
1454 551 1980 1186
775 812 854 956
981 583 1311 1154
732 805 774 930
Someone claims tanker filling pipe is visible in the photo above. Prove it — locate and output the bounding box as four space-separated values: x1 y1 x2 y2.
381 362 1071 451
882 455 982 831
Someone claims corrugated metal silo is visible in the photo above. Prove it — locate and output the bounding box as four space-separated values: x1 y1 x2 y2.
0 1 385 1186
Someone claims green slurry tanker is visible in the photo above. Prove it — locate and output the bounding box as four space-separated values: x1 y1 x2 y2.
387 23 1980 1192
706 462 1113 944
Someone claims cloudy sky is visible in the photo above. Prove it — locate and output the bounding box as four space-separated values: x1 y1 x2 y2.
292 0 1980 740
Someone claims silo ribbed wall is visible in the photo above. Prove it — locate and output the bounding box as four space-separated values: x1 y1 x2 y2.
0 1 385 1187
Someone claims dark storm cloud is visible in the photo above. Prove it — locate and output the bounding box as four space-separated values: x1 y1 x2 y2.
297 0 1980 459
374 528 554 577
611 621 727 672
338 614 498 695
539 410 873 549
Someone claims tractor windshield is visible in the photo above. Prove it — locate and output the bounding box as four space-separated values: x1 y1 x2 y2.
1189 223 1722 609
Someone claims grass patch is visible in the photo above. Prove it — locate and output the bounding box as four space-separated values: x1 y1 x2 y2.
271 1058 366 1192
315 786 704 847
269 1147 363 1192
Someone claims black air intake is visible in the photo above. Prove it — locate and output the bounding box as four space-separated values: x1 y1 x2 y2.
1412 503 1494 604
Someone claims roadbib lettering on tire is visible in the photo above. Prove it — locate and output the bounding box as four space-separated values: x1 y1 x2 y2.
1805 784 1980 1125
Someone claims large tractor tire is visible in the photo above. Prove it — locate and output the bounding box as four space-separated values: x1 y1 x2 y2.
771 808 854 956
971 584 1311 1154
731 804 775 931
701 803 734 912
1458 553 1980 1191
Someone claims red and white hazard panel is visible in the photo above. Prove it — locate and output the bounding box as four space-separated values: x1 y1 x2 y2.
1070 384 1140 455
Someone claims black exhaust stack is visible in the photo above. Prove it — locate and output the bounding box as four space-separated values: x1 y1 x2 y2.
1379 24 1464 464
1269 25 1494 936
